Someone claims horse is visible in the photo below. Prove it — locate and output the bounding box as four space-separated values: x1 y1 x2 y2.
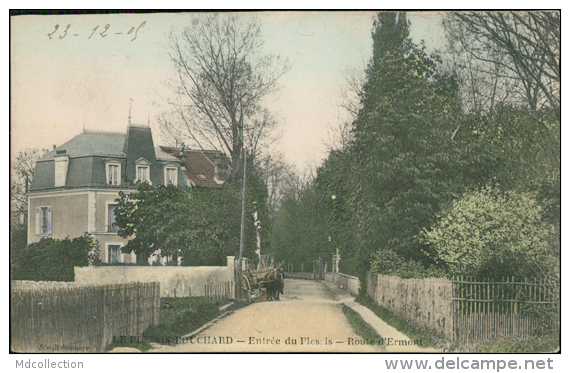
262 271 275 301
272 268 285 300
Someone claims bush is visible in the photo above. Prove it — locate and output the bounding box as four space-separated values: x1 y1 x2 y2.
338 257 358 277
370 249 448 278
10 224 27 253
11 235 96 282
421 185 551 279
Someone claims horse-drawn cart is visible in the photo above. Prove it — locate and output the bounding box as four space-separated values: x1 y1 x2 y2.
240 266 284 303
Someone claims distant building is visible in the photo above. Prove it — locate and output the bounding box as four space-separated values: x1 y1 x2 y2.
160 146 230 188
27 125 186 263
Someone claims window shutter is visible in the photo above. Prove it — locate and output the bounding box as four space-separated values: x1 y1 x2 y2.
46 207 53 235
35 207 40 235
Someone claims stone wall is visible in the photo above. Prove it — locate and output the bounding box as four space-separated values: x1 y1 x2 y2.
333 273 359 295
75 256 235 298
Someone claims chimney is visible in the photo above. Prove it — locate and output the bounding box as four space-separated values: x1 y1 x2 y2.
54 150 69 187
53 145 56 150
213 152 229 185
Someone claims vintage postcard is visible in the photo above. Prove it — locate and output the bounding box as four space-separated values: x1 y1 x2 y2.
10 9 560 365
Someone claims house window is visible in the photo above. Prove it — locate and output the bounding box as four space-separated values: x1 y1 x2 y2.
106 163 121 186
136 165 150 184
107 204 118 233
164 166 178 185
36 206 52 235
108 245 122 263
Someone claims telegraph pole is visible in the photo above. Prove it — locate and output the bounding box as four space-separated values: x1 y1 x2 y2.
238 148 247 263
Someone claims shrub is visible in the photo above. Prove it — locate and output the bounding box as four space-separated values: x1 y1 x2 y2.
370 249 448 278
421 185 551 279
11 235 96 282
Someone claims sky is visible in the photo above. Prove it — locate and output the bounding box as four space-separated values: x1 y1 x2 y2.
10 11 446 173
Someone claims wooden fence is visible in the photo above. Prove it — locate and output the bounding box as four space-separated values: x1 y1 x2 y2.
366 273 455 341
11 282 160 353
204 281 234 302
451 276 557 344
366 273 557 344
453 312 541 344
452 275 556 314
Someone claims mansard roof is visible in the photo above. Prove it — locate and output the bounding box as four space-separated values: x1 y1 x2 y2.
30 127 182 192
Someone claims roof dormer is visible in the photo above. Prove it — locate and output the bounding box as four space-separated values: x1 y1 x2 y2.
134 157 152 185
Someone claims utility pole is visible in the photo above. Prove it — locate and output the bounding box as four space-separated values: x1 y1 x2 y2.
238 148 248 264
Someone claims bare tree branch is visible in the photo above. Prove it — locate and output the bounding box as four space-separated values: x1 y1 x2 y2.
161 13 290 180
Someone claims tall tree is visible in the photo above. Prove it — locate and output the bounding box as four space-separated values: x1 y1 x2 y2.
160 13 290 180
352 12 465 276
445 11 560 114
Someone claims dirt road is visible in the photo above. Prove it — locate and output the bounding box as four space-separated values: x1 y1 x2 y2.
148 279 384 352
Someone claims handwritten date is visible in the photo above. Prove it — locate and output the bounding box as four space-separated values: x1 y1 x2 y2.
47 21 146 41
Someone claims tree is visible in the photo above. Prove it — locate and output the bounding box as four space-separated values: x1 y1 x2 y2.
160 13 290 180
115 180 264 266
256 153 300 218
352 12 464 276
272 187 331 273
443 11 560 300
445 11 560 114
116 183 190 264
10 148 48 225
314 150 358 261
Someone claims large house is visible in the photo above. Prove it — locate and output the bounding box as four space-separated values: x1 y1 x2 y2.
27 124 231 264
27 125 189 264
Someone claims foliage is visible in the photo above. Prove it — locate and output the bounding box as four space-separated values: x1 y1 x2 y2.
182 179 264 266
421 185 551 279
353 48 464 276
270 11 559 293
356 294 436 348
116 179 266 266
370 249 448 279
314 150 359 260
117 183 190 264
257 153 301 218
10 235 96 282
272 186 335 273
142 297 221 344
10 224 27 254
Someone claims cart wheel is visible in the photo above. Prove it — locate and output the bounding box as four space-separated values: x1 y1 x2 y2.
241 275 252 303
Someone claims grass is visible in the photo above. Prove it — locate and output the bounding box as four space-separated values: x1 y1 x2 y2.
142 297 222 345
107 297 224 351
356 294 436 348
342 305 382 342
477 335 560 353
